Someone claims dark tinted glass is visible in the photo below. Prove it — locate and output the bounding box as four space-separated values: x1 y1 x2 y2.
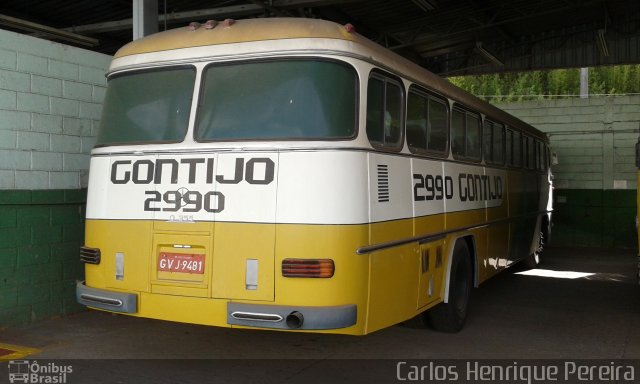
97 68 195 145
197 60 356 140
428 98 447 153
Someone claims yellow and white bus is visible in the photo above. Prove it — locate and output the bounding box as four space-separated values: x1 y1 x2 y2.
77 18 553 335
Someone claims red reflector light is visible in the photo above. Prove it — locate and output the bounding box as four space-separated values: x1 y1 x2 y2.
282 259 335 278
344 23 355 33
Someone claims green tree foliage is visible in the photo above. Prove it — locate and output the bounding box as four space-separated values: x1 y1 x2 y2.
447 65 640 101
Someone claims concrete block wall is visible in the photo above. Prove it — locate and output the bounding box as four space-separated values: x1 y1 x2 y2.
0 29 111 327
0 28 111 190
494 96 640 248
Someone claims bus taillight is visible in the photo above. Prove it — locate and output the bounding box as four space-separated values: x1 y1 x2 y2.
282 259 335 278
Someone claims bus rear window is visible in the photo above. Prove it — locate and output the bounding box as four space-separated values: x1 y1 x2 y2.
196 60 357 141
96 68 195 146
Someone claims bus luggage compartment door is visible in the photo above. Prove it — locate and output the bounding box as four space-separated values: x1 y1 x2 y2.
211 153 278 302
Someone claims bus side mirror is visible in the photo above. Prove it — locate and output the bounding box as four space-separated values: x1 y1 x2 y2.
551 152 559 166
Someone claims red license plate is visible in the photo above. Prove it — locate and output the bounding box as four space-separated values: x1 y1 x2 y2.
158 252 205 274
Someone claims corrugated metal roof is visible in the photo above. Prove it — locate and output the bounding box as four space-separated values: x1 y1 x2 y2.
0 0 638 75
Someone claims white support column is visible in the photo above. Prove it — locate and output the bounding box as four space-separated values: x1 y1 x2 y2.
133 0 158 40
580 67 589 99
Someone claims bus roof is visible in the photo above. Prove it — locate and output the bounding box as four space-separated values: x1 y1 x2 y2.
114 18 361 59
114 18 546 142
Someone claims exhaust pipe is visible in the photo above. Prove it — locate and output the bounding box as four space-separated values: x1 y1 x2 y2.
286 311 304 329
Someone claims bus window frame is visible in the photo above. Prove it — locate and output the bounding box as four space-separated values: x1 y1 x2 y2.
523 135 536 170
506 127 523 168
95 65 197 148
406 84 449 158
483 118 506 166
451 104 482 163
546 144 551 170
535 139 544 172
366 69 405 153
194 57 360 143
522 135 529 169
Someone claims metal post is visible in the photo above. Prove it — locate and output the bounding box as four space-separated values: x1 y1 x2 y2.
133 0 158 40
579 67 589 99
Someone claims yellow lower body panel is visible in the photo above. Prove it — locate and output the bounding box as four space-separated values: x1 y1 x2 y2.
82 219 371 335
139 292 228 327
80 213 519 335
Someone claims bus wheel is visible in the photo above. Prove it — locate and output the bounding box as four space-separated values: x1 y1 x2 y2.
425 240 471 333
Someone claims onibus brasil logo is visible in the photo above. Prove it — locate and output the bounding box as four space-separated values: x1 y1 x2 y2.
8 360 73 384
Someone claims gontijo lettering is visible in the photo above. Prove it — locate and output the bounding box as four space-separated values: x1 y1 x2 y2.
110 157 275 185
110 157 274 213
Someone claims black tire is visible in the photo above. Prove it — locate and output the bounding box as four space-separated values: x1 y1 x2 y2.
425 240 472 333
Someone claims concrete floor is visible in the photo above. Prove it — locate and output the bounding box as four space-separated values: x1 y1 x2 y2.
1 247 639 382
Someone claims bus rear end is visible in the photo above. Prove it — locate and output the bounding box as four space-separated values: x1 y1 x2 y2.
77 53 372 334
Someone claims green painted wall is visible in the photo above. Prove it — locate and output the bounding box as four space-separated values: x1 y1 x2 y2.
0 189 86 326
552 189 636 249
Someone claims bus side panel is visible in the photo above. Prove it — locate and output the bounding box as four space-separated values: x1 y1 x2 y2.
84 219 153 293
523 169 541 258
507 170 525 264
411 156 447 309
366 242 419 333
366 153 416 332
485 166 510 279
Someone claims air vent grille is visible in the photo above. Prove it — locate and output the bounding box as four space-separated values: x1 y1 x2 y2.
80 246 101 264
377 164 389 202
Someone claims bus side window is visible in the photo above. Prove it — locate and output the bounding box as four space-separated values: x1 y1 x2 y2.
506 129 513 165
466 113 481 161
526 136 535 170
546 145 551 170
484 120 505 165
451 109 465 158
507 128 522 168
451 107 481 162
366 74 403 150
407 91 427 152
407 89 448 155
494 123 505 164
385 82 403 145
428 98 448 153
366 78 384 145
523 136 529 168
537 140 545 171
513 130 522 167
483 120 493 162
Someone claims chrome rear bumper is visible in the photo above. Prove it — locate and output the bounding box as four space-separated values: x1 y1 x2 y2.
76 281 138 314
228 302 357 330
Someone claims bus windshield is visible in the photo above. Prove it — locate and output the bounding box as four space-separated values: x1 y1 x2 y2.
96 68 195 146
196 60 357 141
